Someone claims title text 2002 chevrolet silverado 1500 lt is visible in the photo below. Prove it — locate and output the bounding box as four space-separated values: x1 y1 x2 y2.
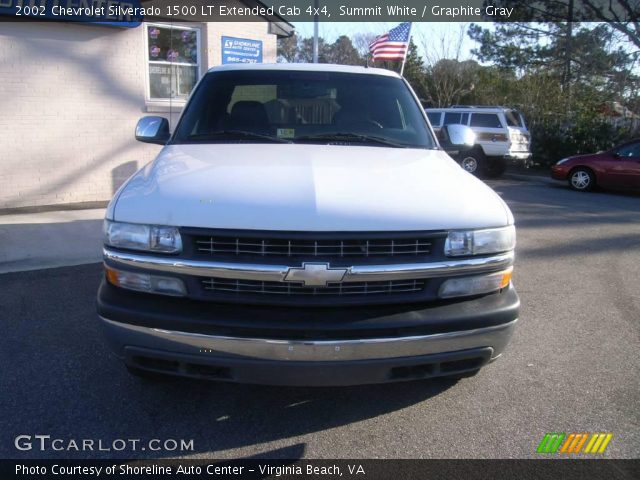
97 64 519 386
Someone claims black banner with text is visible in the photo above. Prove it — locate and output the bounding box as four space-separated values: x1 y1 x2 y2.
3 459 639 480
0 0 637 23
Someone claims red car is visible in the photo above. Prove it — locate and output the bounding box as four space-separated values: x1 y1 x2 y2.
551 139 640 192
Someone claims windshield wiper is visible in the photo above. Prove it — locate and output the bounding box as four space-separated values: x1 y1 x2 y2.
187 130 292 143
294 133 407 148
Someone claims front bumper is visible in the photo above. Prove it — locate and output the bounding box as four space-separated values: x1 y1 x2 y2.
505 152 532 161
551 166 569 180
97 281 519 386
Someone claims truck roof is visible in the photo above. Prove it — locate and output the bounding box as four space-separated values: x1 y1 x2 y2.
207 63 400 77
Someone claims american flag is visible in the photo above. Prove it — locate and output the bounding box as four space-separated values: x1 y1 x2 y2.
369 22 412 61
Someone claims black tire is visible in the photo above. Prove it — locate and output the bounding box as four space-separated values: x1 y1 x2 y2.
459 149 486 177
484 159 507 178
568 167 596 191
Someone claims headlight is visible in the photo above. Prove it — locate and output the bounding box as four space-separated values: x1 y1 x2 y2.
104 220 182 253
445 225 515 256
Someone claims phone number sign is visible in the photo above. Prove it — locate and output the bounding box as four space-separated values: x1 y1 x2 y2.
221 36 263 64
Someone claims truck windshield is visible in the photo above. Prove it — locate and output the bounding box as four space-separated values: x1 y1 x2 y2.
173 70 436 149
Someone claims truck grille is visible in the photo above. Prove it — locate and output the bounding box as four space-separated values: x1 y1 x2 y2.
202 278 426 296
178 229 446 303
195 236 432 258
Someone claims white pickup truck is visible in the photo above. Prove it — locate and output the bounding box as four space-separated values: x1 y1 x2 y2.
97 64 519 386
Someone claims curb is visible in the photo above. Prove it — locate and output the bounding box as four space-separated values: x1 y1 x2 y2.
0 259 102 275
0 208 105 275
0 200 108 216
503 172 556 185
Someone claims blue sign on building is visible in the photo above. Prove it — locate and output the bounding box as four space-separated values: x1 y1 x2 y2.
221 37 263 64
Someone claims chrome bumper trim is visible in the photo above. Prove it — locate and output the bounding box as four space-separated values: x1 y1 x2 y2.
99 317 517 362
103 248 514 283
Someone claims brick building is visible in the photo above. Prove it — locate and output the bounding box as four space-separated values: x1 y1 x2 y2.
0 2 293 209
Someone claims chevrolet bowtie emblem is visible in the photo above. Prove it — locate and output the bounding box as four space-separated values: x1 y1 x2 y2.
283 263 349 287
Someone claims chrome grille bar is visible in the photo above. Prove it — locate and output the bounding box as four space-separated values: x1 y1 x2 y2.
194 237 433 257
104 249 514 283
202 278 426 296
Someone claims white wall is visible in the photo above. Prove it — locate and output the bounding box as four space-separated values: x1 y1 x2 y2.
0 21 278 209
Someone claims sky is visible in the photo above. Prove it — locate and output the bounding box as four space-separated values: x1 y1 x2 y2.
292 22 479 63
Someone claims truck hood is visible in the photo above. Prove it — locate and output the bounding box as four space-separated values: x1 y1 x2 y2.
112 144 511 231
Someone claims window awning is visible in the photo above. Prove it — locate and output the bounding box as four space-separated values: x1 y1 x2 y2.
140 0 295 38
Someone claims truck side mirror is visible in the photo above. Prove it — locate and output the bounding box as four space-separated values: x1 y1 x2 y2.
440 124 475 151
135 116 170 145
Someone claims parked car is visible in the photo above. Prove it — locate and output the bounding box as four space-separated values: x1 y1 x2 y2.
97 64 519 386
551 139 640 192
426 106 532 178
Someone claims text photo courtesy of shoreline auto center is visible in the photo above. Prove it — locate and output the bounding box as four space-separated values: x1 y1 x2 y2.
0 0 638 479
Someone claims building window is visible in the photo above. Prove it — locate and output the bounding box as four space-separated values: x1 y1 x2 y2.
145 23 201 103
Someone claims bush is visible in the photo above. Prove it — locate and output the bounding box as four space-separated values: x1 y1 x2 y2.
529 117 632 168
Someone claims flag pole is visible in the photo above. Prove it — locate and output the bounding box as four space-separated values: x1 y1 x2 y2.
312 0 319 63
399 22 413 77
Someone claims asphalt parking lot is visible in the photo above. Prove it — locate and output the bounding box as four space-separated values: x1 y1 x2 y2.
1 177 638 460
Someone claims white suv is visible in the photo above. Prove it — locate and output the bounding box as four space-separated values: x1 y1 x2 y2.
426 106 532 177
97 64 519 386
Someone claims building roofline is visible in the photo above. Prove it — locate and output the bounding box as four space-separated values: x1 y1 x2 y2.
251 0 295 37
140 0 295 37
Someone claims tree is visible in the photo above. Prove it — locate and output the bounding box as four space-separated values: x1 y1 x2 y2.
467 23 557 74
476 0 638 47
277 34 332 63
581 0 640 48
418 24 478 107
468 21 638 98
278 34 364 65
277 33 300 63
351 32 376 60
471 0 640 83
325 36 364 66
423 59 480 107
298 37 331 63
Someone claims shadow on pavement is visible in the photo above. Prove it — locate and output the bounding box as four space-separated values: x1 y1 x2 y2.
0 264 457 460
